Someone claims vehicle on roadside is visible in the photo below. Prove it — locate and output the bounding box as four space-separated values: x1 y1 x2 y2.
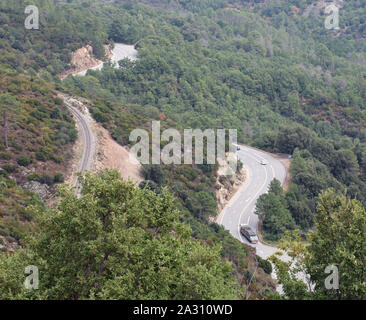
236 146 241 151
239 224 258 244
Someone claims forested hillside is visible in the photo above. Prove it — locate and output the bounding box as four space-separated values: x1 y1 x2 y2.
0 0 276 299
0 69 77 247
0 0 365 300
64 0 366 241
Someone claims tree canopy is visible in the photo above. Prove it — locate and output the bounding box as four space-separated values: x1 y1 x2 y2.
270 189 366 300
0 170 241 300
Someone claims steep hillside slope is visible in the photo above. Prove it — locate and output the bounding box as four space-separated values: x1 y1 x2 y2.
0 68 77 249
0 0 275 298
1 0 366 299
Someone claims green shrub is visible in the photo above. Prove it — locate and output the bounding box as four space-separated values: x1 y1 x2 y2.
12 143 23 152
36 147 52 162
54 97 63 106
93 111 109 123
178 166 198 181
27 173 41 182
17 156 30 167
40 173 54 186
52 156 62 164
53 173 64 183
0 169 7 177
5 178 16 188
36 151 47 161
139 180 162 194
0 152 12 160
28 172 64 185
2 164 17 173
258 256 272 274
141 165 167 185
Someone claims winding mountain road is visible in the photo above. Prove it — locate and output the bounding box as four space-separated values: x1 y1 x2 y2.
62 96 95 189
59 43 137 192
220 145 287 259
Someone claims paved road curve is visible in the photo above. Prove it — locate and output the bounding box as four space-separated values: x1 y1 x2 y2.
75 43 138 76
62 96 95 190
220 145 287 259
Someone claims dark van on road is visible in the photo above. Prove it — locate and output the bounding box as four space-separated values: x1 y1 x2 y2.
240 224 258 244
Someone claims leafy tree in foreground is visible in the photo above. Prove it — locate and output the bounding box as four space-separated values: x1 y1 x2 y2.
270 189 366 300
0 170 241 300
307 189 366 300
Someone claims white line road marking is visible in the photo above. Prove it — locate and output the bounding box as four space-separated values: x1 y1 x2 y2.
270 164 275 177
220 158 253 225
237 151 268 242
223 144 291 292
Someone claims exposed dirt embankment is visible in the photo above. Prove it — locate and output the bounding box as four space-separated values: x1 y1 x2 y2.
59 45 112 79
60 94 142 185
216 167 247 212
92 124 143 184
213 164 247 224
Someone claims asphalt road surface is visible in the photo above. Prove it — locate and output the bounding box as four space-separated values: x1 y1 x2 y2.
220 145 287 259
63 97 95 190
75 43 138 76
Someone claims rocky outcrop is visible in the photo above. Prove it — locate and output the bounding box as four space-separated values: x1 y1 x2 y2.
22 181 51 201
216 166 246 213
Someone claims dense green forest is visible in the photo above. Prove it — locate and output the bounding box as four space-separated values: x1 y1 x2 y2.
0 0 278 299
63 0 366 241
0 0 365 299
